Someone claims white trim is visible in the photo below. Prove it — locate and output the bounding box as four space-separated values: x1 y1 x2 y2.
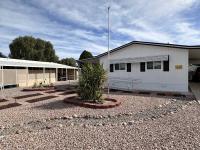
110 55 169 64
0 58 77 69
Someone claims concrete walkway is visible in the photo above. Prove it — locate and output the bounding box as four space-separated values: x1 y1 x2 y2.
189 82 200 104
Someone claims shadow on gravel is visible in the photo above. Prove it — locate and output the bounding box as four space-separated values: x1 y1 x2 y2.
33 100 76 110
104 90 195 102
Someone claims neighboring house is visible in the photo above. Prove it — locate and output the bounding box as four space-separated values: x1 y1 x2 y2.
0 58 78 88
80 41 200 93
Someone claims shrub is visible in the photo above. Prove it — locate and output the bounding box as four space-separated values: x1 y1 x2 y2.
78 63 106 103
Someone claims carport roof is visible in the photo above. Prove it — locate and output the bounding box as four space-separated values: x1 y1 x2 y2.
0 58 78 69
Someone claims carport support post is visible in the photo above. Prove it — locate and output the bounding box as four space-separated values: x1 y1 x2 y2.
66 68 68 81
15 67 18 86
43 68 45 84
26 67 29 87
56 68 58 81
1 66 2 98
74 69 75 80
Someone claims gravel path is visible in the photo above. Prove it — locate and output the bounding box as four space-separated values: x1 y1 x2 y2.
0 87 199 149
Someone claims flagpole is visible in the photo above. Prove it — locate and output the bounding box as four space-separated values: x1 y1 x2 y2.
107 5 110 97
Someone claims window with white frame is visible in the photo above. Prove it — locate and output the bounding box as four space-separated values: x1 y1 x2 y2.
119 63 125 70
147 61 153 69
154 61 161 69
147 61 161 70
115 63 125 70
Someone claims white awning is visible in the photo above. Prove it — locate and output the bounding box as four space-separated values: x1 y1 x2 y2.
0 58 78 69
110 55 169 64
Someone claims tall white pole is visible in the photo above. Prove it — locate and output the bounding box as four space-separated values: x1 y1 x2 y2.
107 5 110 97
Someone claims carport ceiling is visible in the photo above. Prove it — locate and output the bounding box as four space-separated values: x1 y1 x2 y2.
189 49 200 59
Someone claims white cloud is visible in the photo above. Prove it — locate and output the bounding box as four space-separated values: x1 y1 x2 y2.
0 0 200 59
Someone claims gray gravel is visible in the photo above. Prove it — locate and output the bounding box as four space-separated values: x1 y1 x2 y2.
0 86 199 149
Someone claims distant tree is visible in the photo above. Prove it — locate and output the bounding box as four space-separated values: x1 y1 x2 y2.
59 57 77 67
79 50 93 60
0 52 7 58
9 36 59 62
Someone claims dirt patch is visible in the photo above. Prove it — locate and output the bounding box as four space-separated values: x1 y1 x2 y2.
63 96 121 109
0 99 9 103
13 93 43 99
23 87 54 92
26 95 58 103
0 103 21 110
59 90 77 95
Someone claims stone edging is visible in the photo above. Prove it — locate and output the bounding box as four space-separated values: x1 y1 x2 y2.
63 96 121 109
23 87 55 92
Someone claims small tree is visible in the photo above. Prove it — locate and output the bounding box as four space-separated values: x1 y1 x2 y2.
79 50 93 60
59 58 76 67
78 63 106 103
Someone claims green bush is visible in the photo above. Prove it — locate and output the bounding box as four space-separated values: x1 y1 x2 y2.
78 63 106 103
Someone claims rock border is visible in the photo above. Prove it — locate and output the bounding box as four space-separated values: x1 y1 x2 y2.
63 96 121 109
23 86 55 92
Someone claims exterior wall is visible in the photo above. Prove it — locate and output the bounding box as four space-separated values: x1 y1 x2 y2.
28 69 56 87
0 69 17 85
0 68 56 87
100 44 189 92
67 69 78 80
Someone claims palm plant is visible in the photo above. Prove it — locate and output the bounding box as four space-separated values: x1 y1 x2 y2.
78 63 106 103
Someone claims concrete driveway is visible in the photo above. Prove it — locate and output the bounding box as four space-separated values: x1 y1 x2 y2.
190 82 200 103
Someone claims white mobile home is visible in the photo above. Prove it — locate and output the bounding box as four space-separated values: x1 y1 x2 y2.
84 41 200 93
0 58 78 88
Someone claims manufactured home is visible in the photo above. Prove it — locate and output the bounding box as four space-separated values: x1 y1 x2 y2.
81 41 200 93
0 58 78 88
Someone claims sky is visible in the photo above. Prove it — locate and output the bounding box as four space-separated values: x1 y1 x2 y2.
0 0 200 59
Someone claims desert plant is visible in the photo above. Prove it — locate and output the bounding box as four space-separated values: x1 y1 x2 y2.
32 82 37 88
78 63 106 103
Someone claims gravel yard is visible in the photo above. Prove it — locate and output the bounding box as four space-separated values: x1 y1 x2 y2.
0 86 200 149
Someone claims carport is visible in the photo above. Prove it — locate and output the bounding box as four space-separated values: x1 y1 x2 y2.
189 48 200 103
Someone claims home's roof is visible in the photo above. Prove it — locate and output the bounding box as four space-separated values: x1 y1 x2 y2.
0 58 77 69
95 41 200 59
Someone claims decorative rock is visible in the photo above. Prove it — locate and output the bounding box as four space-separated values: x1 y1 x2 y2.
72 114 78 118
46 126 51 129
16 130 21 134
98 116 103 119
159 105 162 108
170 111 174 114
128 121 134 125
122 122 127 126
70 123 74 126
58 124 63 128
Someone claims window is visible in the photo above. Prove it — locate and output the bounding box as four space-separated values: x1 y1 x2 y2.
119 63 125 70
140 62 145 72
154 61 161 69
147 61 153 69
110 64 114 72
146 61 161 70
127 63 131 72
115 63 125 70
115 64 119 70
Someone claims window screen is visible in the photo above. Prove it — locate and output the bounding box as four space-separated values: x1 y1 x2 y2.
115 64 119 70
140 62 145 72
127 63 131 72
110 64 113 72
119 63 125 70
154 61 161 69
147 61 153 69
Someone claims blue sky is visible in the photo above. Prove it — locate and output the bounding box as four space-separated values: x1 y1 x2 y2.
1 0 200 59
